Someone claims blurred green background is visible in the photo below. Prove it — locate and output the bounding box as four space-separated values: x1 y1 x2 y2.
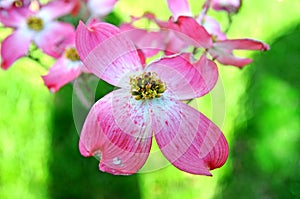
1 0 300 198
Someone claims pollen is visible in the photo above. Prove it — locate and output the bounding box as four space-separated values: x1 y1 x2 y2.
130 72 166 100
64 48 81 62
26 16 44 31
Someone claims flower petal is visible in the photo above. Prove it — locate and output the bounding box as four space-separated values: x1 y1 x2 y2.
198 16 227 41
146 54 218 100
168 16 213 49
0 0 15 8
167 0 192 20
38 0 74 21
0 7 31 28
151 98 228 175
68 0 82 15
79 89 153 175
208 39 269 68
163 30 188 55
1 30 31 70
42 58 83 92
120 25 165 58
87 0 118 17
75 20 119 59
195 55 219 94
214 39 270 51
210 51 253 68
35 22 75 58
75 21 143 87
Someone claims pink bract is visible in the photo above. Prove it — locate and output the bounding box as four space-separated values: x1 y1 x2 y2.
120 23 166 58
168 16 269 67
208 38 270 68
167 0 192 21
75 21 229 175
166 0 226 47
196 15 227 41
167 16 213 49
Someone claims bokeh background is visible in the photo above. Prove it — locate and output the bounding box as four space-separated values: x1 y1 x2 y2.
1 0 300 198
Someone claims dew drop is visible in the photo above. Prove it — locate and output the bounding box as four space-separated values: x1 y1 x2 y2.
113 157 122 165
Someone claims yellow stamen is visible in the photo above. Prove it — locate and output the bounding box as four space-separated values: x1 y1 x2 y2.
130 72 166 100
64 48 81 62
26 16 44 31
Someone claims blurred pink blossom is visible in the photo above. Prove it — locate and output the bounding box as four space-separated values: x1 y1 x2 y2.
42 31 89 92
0 0 74 69
211 0 242 13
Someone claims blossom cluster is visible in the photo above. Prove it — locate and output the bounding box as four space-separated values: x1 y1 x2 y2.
0 0 269 175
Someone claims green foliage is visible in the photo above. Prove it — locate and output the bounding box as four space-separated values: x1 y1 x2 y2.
215 24 300 199
0 59 52 199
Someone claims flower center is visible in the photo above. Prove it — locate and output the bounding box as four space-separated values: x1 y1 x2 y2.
26 16 44 31
13 0 23 7
130 72 166 100
64 48 81 62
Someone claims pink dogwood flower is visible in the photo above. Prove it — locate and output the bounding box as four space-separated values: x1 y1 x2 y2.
0 0 74 69
42 31 89 92
75 21 228 175
165 0 269 67
169 16 269 67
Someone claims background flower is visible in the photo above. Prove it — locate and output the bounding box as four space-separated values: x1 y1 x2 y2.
0 0 74 69
42 31 90 92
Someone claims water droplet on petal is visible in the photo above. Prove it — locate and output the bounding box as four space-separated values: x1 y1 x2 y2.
113 157 122 165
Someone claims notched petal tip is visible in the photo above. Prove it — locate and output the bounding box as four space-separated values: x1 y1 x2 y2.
205 132 229 171
173 16 213 49
1 61 9 70
78 20 85 28
262 43 270 51
248 39 270 51
79 139 94 157
42 75 57 92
